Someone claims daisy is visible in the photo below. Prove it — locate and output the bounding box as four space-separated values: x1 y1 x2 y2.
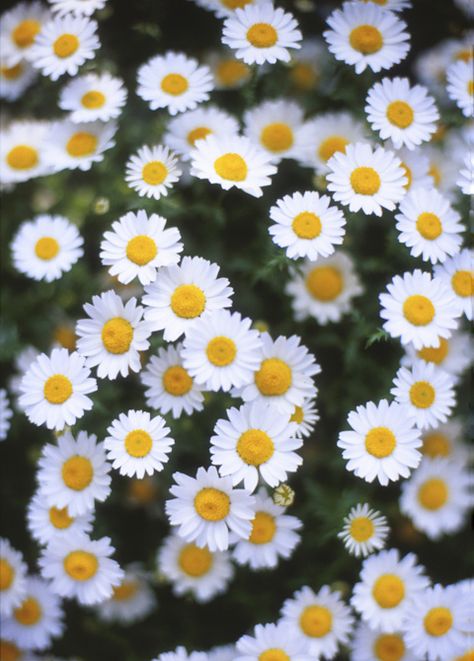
231 488 302 569
269 191 346 261
235 622 313 661
206 50 251 89
193 0 266 20
76 290 152 380
394 147 435 192
137 52 213 115
19 348 97 431
351 548 429 633
40 532 123 605
165 465 255 552
288 38 329 92
42 119 116 172
457 151 474 195
337 399 422 486
48 0 108 17
152 648 207 661
326 142 407 217
210 402 302 493
379 269 462 349
289 398 319 439
324 2 410 74
59 72 127 123
420 419 469 462
0 538 27 616
27 14 99 80
0 389 13 440
36 430 111 516
142 256 233 342
96 566 156 624
350 623 416 661
286 252 363 325
11 214 83 282
338 503 389 558
99 210 183 286
391 361 456 430
221 3 302 65
0 121 50 184
0 2 51 67
447 61 474 118
157 533 233 603
434 249 473 321
0 59 37 101
189 134 277 197
402 330 472 379
27 491 94 546
140 343 205 418
280 585 354 659
125 144 182 199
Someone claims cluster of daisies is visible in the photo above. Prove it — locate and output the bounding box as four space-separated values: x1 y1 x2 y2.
1 0 473 659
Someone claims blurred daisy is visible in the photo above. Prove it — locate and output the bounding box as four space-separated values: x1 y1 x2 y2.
142 256 233 342
194 0 265 20
288 38 329 92
76 290 151 380
420 419 469 462
0 2 51 66
222 3 302 65
59 72 127 123
327 142 407 217
424 145 459 197
457 151 474 195
434 248 473 321
158 533 233 603
152 647 207 661
36 430 111 516
0 538 27 616
338 399 422 486
0 121 50 184
447 60 474 117
43 119 116 171
137 52 213 115
99 210 183 286
27 491 93 546
125 144 182 199
19 348 97 431
9 346 40 409
286 252 363 325
48 0 108 17
11 214 83 282
338 503 389 558
280 585 354 659
0 59 37 101
402 330 472 379
235 622 313 661
96 566 156 624
394 147 435 192
40 532 123 605
165 465 255 552
289 398 319 439
0 389 12 441
351 623 416 661
207 50 251 89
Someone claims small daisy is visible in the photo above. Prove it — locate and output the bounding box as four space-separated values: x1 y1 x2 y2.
99 210 183 286
142 256 233 342
222 3 302 65
447 60 474 118
350 623 416 661
402 330 472 379
280 585 354 659
59 72 127 123
231 488 302 569
140 343 205 419
0 538 27 617
289 398 319 440
165 465 255 552
420 419 469 463
351 548 429 633
40 532 123 605
43 119 116 172
137 52 213 115
76 290 152 380
0 121 50 184
19 348 97 431
286 252 363 325
125 144 182 199
269 191 346 261
0 2 51 67
379 269 461 349
338 503 389 558
457 151 474 195
0 59 37 101
158 533 233 603
152 647 207 661
327 142 407 217
190 134 277 198
36 430 111 516
392 147 434 193
210 402 302 493
48 0 108 17
337 399 422 486
0 389 13 440
235 622 313 661
27 491 94 546
96 566 156 624
206 50 251 89
434 249 473 321
11 214 83 282
324 2 410 74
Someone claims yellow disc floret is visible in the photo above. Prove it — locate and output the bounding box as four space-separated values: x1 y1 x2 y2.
318 135 349 162
53 33 80 58
422 432 450 457
418 337 449 365
292 212 322 239
63 550 98 581
194 487 230 521
13 597 42 626
142 161 168 186
259 650 290 661
187 126 212 146
349 24 383 54
373 633 406 661
101 317 133 354
215 59 249 87
255 358 292 396
62 455 93 491
246 23 278 48
214 153 248 181
126 235 158 265
416 212 442 240
66 131 98 158
261 122 294 153
350 516 374 542
170 284 206 319
43 374 73 404
418 478 448 510
372 574 405 608
112 580 137 601
249 511 276 544
451 270 473 297
81 90 106 109
6 145 38 170
237 429 274 466
49 506 74 530
409 381 435 409
35 236 59 260
206 336 237 367
299 605 333 637
386 101 414 129
0 640 22 661
125 429 153 458
306 266 343 302
12 19 40 48
162 365 193 396
350 166 381 195
423 607 453 636
0 559 15 591
161 73 188 95
403 295 435 326
365 426 396 458
178 544 213 577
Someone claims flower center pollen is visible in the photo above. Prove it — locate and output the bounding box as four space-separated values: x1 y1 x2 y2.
142 161 168 185
373 634 405 661
13 597 42 626
418 337 448 364
422 432 450 457
451 270 473 297
416 212 442 240
403 295 435 326
418 478 448 510
349 24 383 54
112 580 137 601
259 650 290 661
178 544 213 577
0 559 15 590
161 73 188 95
350 516 374 542
62 455 93 490
187 126 212 146
237 429 274 466
170 284 206 318
194 487 230 521
424 607 453 636
35 236 59 260
318 135 349 162
372 574 405 608
350 166 381 195
206 336 237 367
261 122 294 153
125 429 153 458
12 19 40 48
6 145 38 170
216 59 249 87
246 23 278 48
409 381 435 409
66 131 97 157
49 506 74 529
101 317 133 354
306 266 343 302
365 426 396 458
81 90 106 109
43 374 73 404
63 550 98 581
162 365 193 396
53 33 80 58
299 605 333 637
255 358 292 396
386 101 414 129
214 153 248 181
292 212 322 239
249 511 276 544
126 235 158 265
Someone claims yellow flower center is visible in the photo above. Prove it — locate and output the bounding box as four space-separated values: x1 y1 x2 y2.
290 62 317 90
416 212 442 240
6 145 38 170
255 358 292 396
249 511 277 544
400 162 412 190
125 429 153 458
178 544 213 577
12 19 40 48
409 380 435 409
162 365 193 396
81 90 106 109
66 131 98 157
13 597 42 626
1 63 23 80
373 634 406 661
290 405 304 424
292 212 322 239
260 122 294 153
0 640 21 661
142 161 168 185
365 426 396 458
112 580 138 601
386 101 414 129
246 23 278 48
451 270 473 297
468 80 474 96
43 374 73 404
422 432 450 457
62 455 93 491
455 652 474 661
372 574 405 608
187 126 212 146
455 47 473 62
49 506 74 529
350 166 381 195
101 317 133 354
237 429 274 466
222 0 252 7
299 605 333 637
418 337 448 365
349 24 383 54
418 477 448 510
0 559 14 590
206 336 237 367
170 284 206 319
214 152 248 181
126 235 158 265
215 59 249 87
306 266 343 302
318 135 349 162
259 650 290 661
64 550 98 581
53 33 80 58
424 607 453 636
403 295 435 326
350 516 374 542
194 487 230 521
161 73 188 95
34 236 59 260
429 164 441 187
54 325 77 351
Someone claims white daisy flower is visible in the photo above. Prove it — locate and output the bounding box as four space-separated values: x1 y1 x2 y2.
140 343 205 419
0 538 27 617
394 146 435 192
420 419 470 463
76 290 152 380
19 348 97 431
2 576 63 651
338 503 389 558
157 533 233 603
289 398 319 440
96 566 156 624
11 214 83 282
337 399 422 486
379 269 461 349
39 532 124 605
457 151 474 195
350 623 416 661
324 2 410 74
165 465 256 552
402 330 472 379
27 491 93 546
280 585 354 659
235 622 313 661
351 548 429 633
0 59 37 101
152 647 207 661
43 119 116 172
0 389 13 441
27 14 99 80
221 3 302 66
142 256 233 342
447 60 474 118
434 248 473 321
36 430 111 516
59 72 127 123
206 50 251 90
391 361 456 430
327 142 407 217
99 210 183 286
0 121 50 184
137 52 213 115
189 134 276 198
125 144 182 200
269 191 346 261
0 2 51 67
231 488 302 569
48 0 107 17
193 0 266 20
286 252 363 325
